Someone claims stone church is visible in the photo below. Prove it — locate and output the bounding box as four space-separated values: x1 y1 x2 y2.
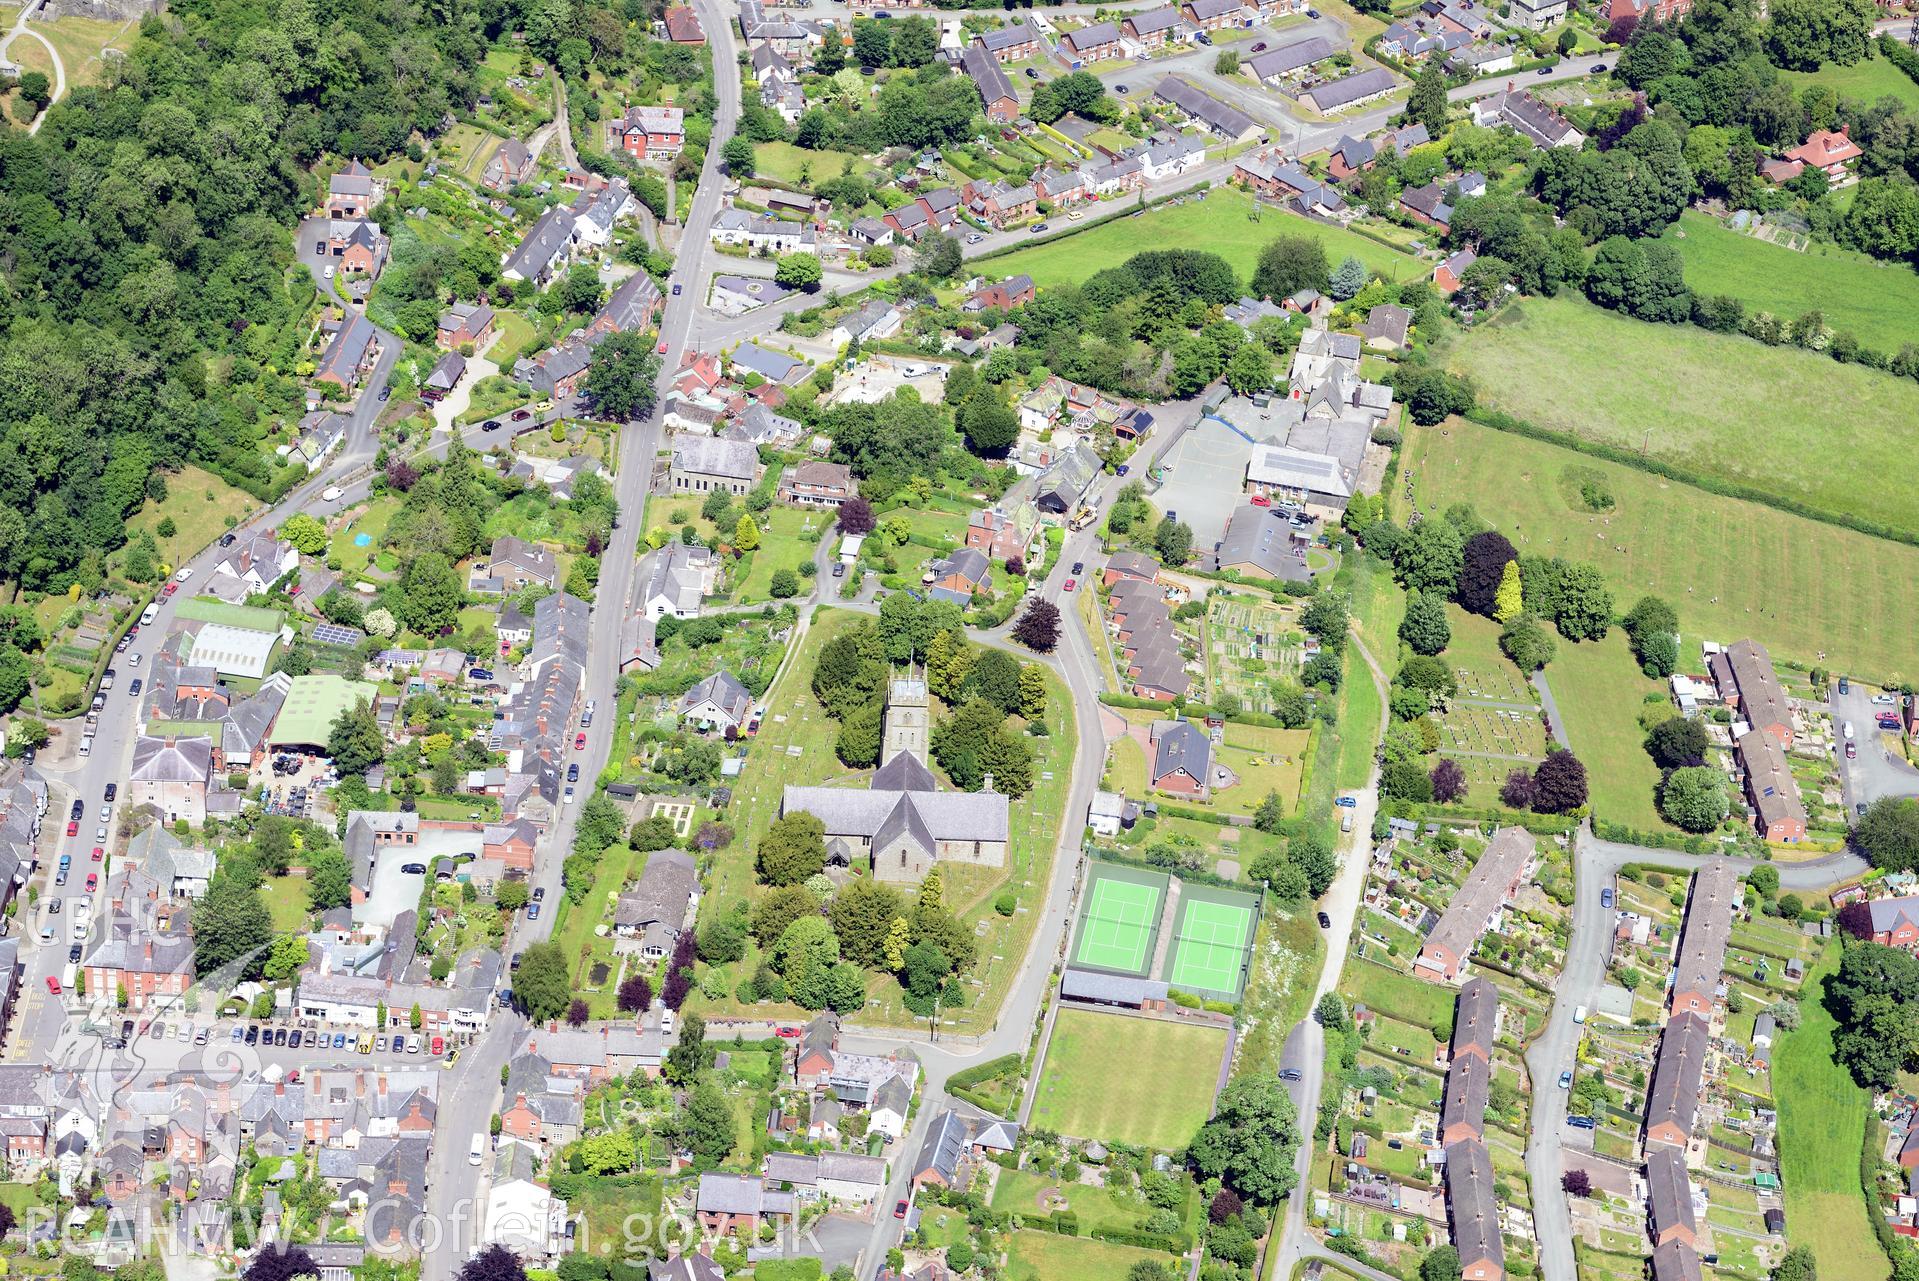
781 673 1009 883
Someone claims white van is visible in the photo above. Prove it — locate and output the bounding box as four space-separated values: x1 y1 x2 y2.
1573 1005 1587 1025
78 736 93 758
469 1134 486 1166
321 486 344 502
139 602 160 627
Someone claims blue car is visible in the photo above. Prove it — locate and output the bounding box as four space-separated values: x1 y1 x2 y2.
335 1032 349 1049
528 902 541 920
231 1026 245 1042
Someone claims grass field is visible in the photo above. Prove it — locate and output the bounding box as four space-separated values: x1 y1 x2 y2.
1781 51 1919 113
1776 942 1885 1281
733 506 827 603
126 464 261 574
1004 1230 1172 1281
263 874 312 935
984 187 1420 290
1339 960 1456 1033
751 141 833 189
1668 211 1919 348
1399 417 1919 681
1439 294 1919 540
1030 1008 1228 1149
990 1166 1188 1238
1539 630 1668 830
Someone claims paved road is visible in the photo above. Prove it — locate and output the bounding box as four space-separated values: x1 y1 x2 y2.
1518 825 1868 1281
0 0 65 135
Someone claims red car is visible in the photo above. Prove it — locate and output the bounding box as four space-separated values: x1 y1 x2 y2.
65 821 77 837
575 732 587 750
775 1026 801 1039
893 1200 909 1220
162 582 178 596
45 977 60 996
85 873 98 892
431 1035 445 1055
1063 578 1076 592
1249 493 1271 507
657 340 669 355
91 847 103 862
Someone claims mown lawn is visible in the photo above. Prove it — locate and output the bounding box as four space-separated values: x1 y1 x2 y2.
1030 1009 1228 1149
126 464 262 574
1667 210 1919 348
1004 1231 1171 1281
1439 293 1919 540
1776 942 1885 1281
1780 50 1919 113
1339 960 1456 1033
1398 416 1919 682
983 187 1419 290
36 14 138 87
751 141 835 189
732 506 827 603
1539 630 1669 831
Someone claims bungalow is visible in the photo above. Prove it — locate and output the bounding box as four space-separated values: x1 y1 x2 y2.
925 546 993 598
481 139 535 192
1148 719 1211 796
437 301 496 350
710 209 816 253
1448 41 1517 75
777 460 855 509
643 542 723 619
1154 75 1259 139
1299 67 1397 113
1123 7 1181 46
1471 88 1584 149
830 301 904 348
849 217 895 247
1247 35 1335 84
731 341 809 385
974 22 1041 62
614 849 700 958
1360 303 1412 351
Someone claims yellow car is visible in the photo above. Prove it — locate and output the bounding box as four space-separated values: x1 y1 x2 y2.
358 1032 374 1054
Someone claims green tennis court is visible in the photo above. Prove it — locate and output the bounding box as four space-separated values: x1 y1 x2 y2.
1165 889 1258 999
1071 866 1166 976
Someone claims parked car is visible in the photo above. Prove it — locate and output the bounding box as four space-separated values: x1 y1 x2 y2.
575 732 587 749
1873 693 1897 706
893 1201 909 1220
528 902 542 920
482 419 502 432
1600 887 1614 909
1062 578 1076 592
1115 84 1129 94
1029 222 1050 234
511 409 531 421
45 977 60 995
1278 1067 1303 1082
672 283 682 296
775 1026 802 1038
1316 911 1332 928
1558 1069 1573 1088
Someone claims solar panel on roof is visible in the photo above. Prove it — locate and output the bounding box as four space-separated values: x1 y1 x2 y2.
312 624 365 647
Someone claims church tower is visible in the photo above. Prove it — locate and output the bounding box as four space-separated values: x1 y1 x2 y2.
880 668 930 767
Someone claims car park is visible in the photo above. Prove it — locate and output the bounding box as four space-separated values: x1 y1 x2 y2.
1873 694 1897 706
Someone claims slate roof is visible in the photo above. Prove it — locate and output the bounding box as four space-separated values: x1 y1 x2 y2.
1647 1145 1695 1242
614 849 699 939
1150 719 1211 786
1738 729 1805 830
1247 35 1335 78
1867 895 1919 937
1154 75 1256 136
1420 826 1533 965
1443 1139 1503 1276
1672 859 1737 1007
1451 976 1499 1060
671 433 760 482
596 271 663 334
912 1109 969 1183
975 22 1039 52
1652 1241 1703 1281
1439 1050 1490 1141
503 206 577 280
131 735 212 783
1723 639 1791 736
1303 66 1397 111
1061 968 1171 1004
680 670 753 725
1645 1011 1712 1144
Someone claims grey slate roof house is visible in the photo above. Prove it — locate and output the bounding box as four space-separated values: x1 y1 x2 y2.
1148 719 1211 795
614 849 700 958
678 670 754 732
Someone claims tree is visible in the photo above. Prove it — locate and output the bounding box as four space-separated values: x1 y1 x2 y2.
757 812 828 886
664 1011 714 1082
560 264 603 313
769 568 800 598
515 942 572 1022
1660 766 1729 832
1562 1168 1592 1197
681 1080 735 1161
193 875 272 981
1225 343 1274 395
1772 1247 1817 1281
1394 518 1464 595
1499 613 1555 671
583 331 663 421
1316 992 1352 1031
247 1248 320 1281
1431 758 1468 803
617 973 653 1013
722 136 757 176
1530 749 1589 813
753 884 822 945
1492 561 1524 623
734 513 761 552
831 878 907 968
1187 1075 1301 1203
1646 716 1710 769
775 253 824 290
1500 768 1536 810
1551 563 1614 641
397 553 463 636
1420 1246 1462 1281
1623 595 1680 676
1457 531 1517 616
958 391 1020 455
1390 366 1476 426
838 497 876 535
917 234 962 279
1253 234 1329 301
567 997 590 1025
1399 589 1451 656
1290 830 1338 897
307 847 352 911
1329 255 1368 301
1854 797 1919 871
281 513 328 554
1154 518 1194 565
1584 235 1691 323
1013 599 1062 653
1407 61 1450 136
1747 863 1780 898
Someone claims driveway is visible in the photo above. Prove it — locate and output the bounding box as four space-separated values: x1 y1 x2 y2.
433 349 502 436
1831 682 1919 813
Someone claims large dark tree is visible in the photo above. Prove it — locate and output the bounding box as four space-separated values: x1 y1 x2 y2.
583 331 664 422
1457 531 1518 617
246 1247 318 1281
1853 797 1919 871
459 1246 528 1281
1646 716 1710 769
1530 749 1589 813
1013 599 1062 653
515 943 572 1023
1187 1076 1301 1203
1499 768 1536 810
1430 758 1468 804
838 496 876 535
1252 234 1329 301
616 974 653 1013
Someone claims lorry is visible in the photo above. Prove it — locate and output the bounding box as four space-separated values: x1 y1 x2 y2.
1068 506 1096 532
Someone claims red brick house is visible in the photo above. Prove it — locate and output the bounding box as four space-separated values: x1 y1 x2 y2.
484 819 538 871
1866 896 1919 948
1784 126 1863 181
1433 248 1477 295
663 5 705 42
610 106 686 160
437 302 496 351
966 275 1036 312
1102 551 1160 589
1147 719 1210 797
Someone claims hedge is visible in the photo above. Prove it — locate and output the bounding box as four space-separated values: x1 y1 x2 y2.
1091 1226 1191 1253
1593 820 1726 854
971 182 1213 266
1881 33 1919 86
1096 691 1298 731
1383 800 1579 837
947 1053 1024 1090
